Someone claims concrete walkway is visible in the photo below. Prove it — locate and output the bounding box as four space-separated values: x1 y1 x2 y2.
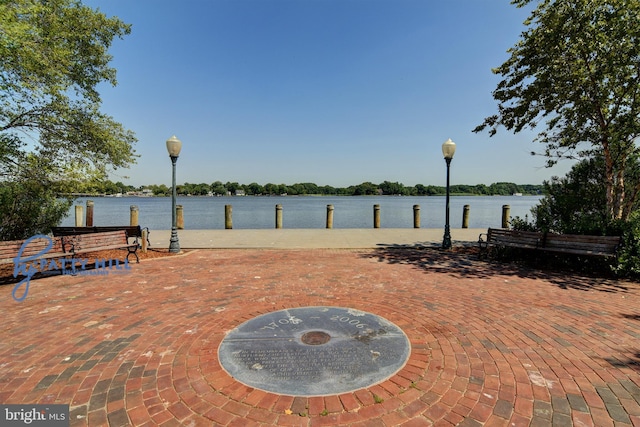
147 228 486 249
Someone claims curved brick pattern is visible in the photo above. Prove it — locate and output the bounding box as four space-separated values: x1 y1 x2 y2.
1 248 640 426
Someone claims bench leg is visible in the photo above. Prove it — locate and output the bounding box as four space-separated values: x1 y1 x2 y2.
127 248 139 263
62 254 79 275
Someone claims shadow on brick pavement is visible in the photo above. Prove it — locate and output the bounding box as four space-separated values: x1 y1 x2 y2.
368 243 635 294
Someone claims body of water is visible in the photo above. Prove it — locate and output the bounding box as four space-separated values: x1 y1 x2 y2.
60 195 542 230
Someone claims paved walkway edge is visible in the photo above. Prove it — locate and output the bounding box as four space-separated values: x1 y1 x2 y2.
146 228 486 249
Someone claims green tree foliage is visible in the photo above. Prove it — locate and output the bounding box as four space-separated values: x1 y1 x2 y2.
487 182 520 196
532 155 640 233
77 178 132 195
474 0 640 220
99 179 541 197
352 182 380 196
71 178 543 198
379 181 409 195
514 156 640 277
263 183 277 195
115 181 135 193
300 182 319 194
0 0 136 239
319 185 336 194
224 182 240 194
532 157 612 234
176 182 204 196
613 211 640 277
245 182 264 195
147 184 169 196
0 180 69 240
210 181 227 196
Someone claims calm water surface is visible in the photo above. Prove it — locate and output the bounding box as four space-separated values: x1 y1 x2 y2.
61 196 542 229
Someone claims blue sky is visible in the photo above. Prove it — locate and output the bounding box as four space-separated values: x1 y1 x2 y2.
87 0 575 188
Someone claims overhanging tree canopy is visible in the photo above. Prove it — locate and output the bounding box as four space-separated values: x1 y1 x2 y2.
474 0 640 220
0 0 137 239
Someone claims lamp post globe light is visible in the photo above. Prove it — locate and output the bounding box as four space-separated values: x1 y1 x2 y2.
441 138 456 249
166 135 182 253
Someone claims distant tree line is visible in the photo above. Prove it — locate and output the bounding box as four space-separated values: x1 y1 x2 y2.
77 180 542 197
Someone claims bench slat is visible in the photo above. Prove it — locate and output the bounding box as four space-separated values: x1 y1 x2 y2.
479 228 621 258
52 226 149 251
62 230 139 262
52 226 143 238
544 241 618 251
0 237 66 264
480 229 543 249
541 247 615 256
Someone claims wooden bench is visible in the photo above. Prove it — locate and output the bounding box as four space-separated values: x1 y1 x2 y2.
542 233 621 257
52 225 149 252
479 227 621 258
60 230 140 262
0 235 66 265
52 225 147 241
478 228 543 251
1 235 70 301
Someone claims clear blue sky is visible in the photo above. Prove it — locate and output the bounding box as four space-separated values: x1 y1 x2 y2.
86 0 574 188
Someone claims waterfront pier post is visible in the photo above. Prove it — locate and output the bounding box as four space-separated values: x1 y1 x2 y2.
275 204 283 229
177 205 184 229
130 205 139 226
225 205 233 229
326 204 334 229
75 205 83 227
86 200 94 226
502 205 510 228
462 205 470 228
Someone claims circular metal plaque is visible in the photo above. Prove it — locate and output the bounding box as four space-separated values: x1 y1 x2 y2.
218 306 410 396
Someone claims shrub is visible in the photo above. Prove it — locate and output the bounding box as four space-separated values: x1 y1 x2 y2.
612 212 640 277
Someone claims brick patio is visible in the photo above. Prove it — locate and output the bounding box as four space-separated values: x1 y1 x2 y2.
1 247 639 426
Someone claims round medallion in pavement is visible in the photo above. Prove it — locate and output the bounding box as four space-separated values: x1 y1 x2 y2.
218 306 410 396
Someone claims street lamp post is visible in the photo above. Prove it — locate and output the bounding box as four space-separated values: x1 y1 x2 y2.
441 138 456 249
166 135 182 253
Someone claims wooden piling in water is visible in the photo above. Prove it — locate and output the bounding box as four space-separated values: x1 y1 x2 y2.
86 200 94 226
176 205 184 229
462 204 470 228
225 205 232 229
373 204 381 228
502 205 510 228
326 204 334 229
75 205 83 227
275 204 283 229
130 205 139 227
95 200 519 230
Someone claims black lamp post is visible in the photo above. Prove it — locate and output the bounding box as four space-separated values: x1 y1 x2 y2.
166 135 182 253
442 138 456 249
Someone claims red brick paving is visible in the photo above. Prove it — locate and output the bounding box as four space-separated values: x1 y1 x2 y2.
1 247 640 426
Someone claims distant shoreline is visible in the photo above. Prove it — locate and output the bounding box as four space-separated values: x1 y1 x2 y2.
72 180 543 198
68 192 541 198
